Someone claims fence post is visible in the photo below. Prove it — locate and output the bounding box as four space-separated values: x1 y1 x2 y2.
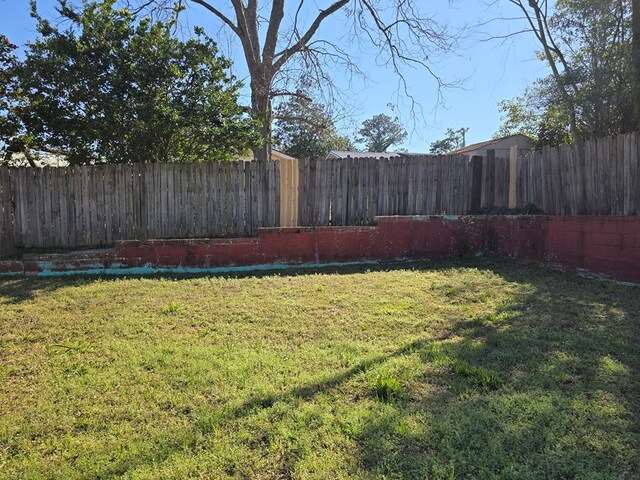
509 145 518 209
0 166 15 254
469 155 483 213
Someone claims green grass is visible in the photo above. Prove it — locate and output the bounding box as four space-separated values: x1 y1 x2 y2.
0 259 638 479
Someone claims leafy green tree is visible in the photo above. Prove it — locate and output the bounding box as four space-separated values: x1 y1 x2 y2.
501 0 631 144
273 97 353 160
494 88 572 149
0 0 260 165
429 127 468 154
0 35 33 166
356 114 407 152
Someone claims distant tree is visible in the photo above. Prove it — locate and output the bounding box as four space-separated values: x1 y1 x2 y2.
429 127 468 154
0 0 260 165
356 114 407 152
273 97 353 160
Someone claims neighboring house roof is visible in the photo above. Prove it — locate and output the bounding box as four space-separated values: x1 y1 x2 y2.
448 134 534 155
328 151 408 159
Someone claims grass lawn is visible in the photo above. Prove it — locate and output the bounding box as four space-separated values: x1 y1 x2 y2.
0 259 639 479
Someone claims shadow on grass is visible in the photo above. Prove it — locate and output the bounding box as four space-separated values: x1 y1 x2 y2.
348 266 640 478
1 254 636 305
213 262 640 478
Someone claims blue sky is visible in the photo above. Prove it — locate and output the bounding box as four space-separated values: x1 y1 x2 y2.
0 0 549 151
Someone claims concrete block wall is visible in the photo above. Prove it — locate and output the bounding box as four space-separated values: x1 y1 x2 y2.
0 216 638 283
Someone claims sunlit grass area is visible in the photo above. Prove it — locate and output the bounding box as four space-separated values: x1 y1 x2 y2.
1 259 638 479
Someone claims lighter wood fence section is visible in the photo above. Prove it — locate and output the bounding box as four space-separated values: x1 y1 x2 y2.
276 156 299 227
298 155 473 226
516 133 640 215
2 161 280 249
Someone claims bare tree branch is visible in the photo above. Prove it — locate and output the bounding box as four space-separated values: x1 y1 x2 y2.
262 0 285 63
273 0 350 71
187 0 239 34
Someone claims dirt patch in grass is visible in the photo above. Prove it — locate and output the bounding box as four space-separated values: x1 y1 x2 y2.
0 259 638 479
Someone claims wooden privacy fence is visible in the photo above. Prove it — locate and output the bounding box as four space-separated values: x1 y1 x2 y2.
298 132 640 227
516 132 640 215
297 154 512 226
1 130 639 253
0 161 280 250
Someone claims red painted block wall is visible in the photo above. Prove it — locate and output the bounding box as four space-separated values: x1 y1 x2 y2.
111 216 640 283
1 215 638 283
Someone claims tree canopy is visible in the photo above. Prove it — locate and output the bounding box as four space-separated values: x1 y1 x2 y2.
497 0 632 145
273 98 353 160
429 128 468 154
356 114 407 152
0 0 260 166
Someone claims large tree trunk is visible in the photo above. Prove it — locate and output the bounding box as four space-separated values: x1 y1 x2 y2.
251 88 272 162
514 1 583 144
632 0 640 131
249 67 273 162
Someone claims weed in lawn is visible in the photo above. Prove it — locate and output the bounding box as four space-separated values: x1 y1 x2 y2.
451 359 500 392
371 372 404 402
63 362 89 377
418 342 449 365
161 302 182 315
471 312 498 327
48 341 90 354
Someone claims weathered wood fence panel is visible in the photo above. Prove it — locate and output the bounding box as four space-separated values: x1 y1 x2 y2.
0 167 14 254
298 155 472 226
2 131 639 253
1 161 280 249
516 133 640 215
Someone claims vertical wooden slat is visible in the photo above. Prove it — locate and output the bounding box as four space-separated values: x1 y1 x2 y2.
469 156 483 214
154 163 162 238
170 162 178 238
95 167 106 245
193 163 202 237
625 133 639 215
215 162 223 235
60 168 70 247
91 167 100 244
271 160 280 227
133 164 143 240
0 167 14 253
12 169 25 247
